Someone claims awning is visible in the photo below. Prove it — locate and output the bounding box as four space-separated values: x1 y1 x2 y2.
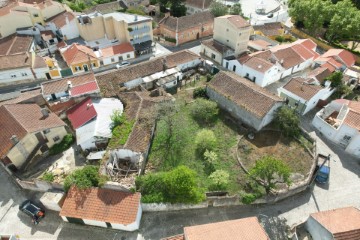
133 40 152 51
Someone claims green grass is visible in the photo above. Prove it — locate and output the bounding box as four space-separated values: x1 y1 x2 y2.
41 172 55 182
49 134 74 156
108 119 135 149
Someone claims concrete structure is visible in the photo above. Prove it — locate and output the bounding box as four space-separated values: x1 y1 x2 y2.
207 71 284 131
95 42 135 66
40 192 65 211
0 0 66 38
305 207 360 240
60 187 142 231
46 11 79 40
157 11 214 46
312 99 360 158
77 11 153 55
223 39 319 87
278 77 335 115
0 104 67 170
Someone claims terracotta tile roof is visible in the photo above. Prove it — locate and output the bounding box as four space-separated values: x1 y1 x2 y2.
84 1 122 14
70 81 99 97
161 234 185 240
322 62 336 72
96 50 200 97
0 89 42 106
208 71 283 118
310 207 360 239
67 97 97 129
243 56 274 73
217 15 250 29
202 39 233 53
46 11 75 28
273 47 304 69
41 72 96 96
337 100 360 131
296 39 317 50
185 0 212 9
253 22 283 36
291 44 316 60
0 34 33 56
100 43 134 58
60 187 141 225
282 77 323 101
0 53 32 71
184 217 270 240
62 43 97 65
160 11 214 32
0 105 27 157
322 49 355 67
33 56 48 69
248 39 272 50
307 67 331 83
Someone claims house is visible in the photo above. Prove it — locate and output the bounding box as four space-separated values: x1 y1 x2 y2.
305 207 360 240
157 11 214 46
46 11 79 40
320 49 356 69
307 66 332 83
312 99 360 157
85 1 124 14
278 77 335 115
67 97 124 151
162 217 270 240
60 187 142 231
207 71 284 131
0 88 45 107
248 39 273 51
0 34 50 84
185 0 213 15
60 43 100 74
253 22 285 39
77 12 153 55
96 50 201 94
0 0 66 39
0 104 67 170
41 72 100 101
200 15 251 64
223 39 319 87
95 42 135 66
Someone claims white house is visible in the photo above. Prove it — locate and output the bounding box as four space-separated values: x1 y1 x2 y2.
305 207 360 240
95 42 135 66
312 99 360 157
207 71 284 131
60 187 142 231
46 11 80 40
223 39 319 87
278 77 335 115
67 97 124 151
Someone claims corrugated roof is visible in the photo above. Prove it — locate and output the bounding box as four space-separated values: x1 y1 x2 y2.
60 187 141 225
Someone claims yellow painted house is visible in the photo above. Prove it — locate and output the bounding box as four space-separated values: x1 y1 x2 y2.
61 43 100 75
44 56 61 79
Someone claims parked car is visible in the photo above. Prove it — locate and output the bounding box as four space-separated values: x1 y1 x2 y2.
267 13 274 18
116 61 130 69
19 200 45 224
315 154 331 184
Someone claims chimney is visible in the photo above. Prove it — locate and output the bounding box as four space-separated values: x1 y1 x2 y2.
162 58 167 72
10 135 19 145
67 80 72 89
41 108 49 118
86 103 92 109
164 12 171 18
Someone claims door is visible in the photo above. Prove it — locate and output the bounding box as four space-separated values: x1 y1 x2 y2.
196 32 200 39
45 73 51 80
83 64 89 72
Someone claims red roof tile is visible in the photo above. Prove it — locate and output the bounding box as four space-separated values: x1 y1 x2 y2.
47 11 75 28
100 43 134 58
322 49 356 67
217 15 250 29
297 39 317 51
282 77 323 101
60 187 141 225
291 44 316 60
162 234 185 240
62 43 97 65
67 97 97 129
70 81 99 97
184 217 269 240
322 62 336 72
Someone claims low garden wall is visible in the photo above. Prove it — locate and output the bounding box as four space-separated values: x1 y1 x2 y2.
16 178 63 192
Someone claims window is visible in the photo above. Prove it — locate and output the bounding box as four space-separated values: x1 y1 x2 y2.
100 60 104 66
92 62 96 67
226 39 229 42
111 58 115 63
127 54 130 58
11 74 16 78
233 65 236 72
245 73 249 78
33 13 39 17
211 53 216 59
53 136 60 142
75 66 81 71
343 135 352 141
43 129 50 134
21 73 28 76
226 29 229 32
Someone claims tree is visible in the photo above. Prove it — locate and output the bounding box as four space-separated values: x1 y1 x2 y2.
203 150 218 164
110 110 125 130
195 129 217 153
325 71 343 87
248 156 291 194
190 98 219 124
210 0 228 17
193 87 207 99
170 1 186 17
275 107 300 138
136 166 205 203
64 166 108 192
208 170 230 191
229 3 243 16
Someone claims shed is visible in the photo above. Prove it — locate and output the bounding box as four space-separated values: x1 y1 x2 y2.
40 192 65 211
60 187 142 231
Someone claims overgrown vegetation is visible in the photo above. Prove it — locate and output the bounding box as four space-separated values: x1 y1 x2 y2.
42 172 55 182
64 165 108 192
49 134 74 156
136 165 205 203
193 87 207 99
190 98 218 124
275 107 301 138
108 117 135 149
165 36 177 43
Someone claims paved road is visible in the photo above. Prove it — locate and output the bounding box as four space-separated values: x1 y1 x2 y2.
1 108 360 239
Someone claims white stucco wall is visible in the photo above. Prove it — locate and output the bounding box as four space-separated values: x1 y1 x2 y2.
345 134 360 157
201 44 223 64
305 217 333 240
101 51 135 66
0 67 34 84
33 67 49 79
83 219 107 228
177 59 202 71
60 19 80 40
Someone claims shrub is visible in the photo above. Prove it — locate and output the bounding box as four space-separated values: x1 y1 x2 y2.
208 170 230 191
49 134 74 156
190 99 219 124
165 37 176 43
42 172 55 182
110 110 124 130
193 87 207 99
275 107 300 138
63 165 108 192
241 193 257 204
108 118 135 148
206 74 213 82
203 150 218 164
195 129 217 153
136 166 205 204
275 36 285 42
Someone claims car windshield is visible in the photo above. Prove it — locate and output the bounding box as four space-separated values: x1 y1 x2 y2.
26 204 38 213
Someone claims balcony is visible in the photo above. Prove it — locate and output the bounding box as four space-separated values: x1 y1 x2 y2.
131 35 152 45
129 27 151 36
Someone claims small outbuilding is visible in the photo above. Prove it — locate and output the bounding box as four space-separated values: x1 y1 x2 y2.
60 187 142 231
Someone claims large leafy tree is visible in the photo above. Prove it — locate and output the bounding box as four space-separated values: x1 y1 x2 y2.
229 3 243 16
249 156 291 194
64 166 107 192
190 98 219 124
275 107 300 138
210 0 228 17
195 129 217 154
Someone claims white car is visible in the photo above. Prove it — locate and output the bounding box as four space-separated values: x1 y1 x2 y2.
116 61 130 69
